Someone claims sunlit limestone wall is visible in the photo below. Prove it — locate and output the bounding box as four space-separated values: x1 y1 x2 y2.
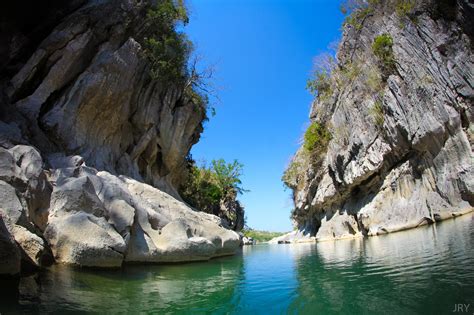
284 0 473 241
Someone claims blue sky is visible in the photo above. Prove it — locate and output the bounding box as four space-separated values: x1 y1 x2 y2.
186 0 344 232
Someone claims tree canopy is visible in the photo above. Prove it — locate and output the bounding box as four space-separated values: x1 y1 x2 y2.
180 158 247 215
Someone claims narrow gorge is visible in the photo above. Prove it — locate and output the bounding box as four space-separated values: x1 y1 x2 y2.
1 0 473 313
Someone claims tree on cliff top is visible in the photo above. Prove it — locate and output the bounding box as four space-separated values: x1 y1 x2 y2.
143 0 216 118
144 0 191 83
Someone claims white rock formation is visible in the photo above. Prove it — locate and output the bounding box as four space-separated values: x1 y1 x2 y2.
283 0 473 242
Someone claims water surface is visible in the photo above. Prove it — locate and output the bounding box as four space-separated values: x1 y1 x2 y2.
3 213 474 314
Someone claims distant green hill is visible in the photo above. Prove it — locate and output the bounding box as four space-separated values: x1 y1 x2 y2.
242 229 286 243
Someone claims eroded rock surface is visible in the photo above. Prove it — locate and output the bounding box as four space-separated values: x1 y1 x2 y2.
43 159 239 267
2 0 204 199
0 0 240 272
282 0 473 242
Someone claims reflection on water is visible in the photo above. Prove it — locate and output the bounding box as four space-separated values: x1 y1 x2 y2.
290 214 474 314
5 257 245 314
2 214 474 314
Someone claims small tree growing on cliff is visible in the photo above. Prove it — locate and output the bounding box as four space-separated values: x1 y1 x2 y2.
372 33 396 76
144 0 191 82
211 159 247 196
306 53 336 100
143 0 217 121
304 122 332 154
341 0 380 30
395 0 416 18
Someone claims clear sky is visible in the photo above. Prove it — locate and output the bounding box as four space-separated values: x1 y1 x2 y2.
186 0 344 232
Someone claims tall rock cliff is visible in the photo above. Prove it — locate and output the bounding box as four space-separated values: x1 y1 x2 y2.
0 0 239 273
1 0 204 197
282 0 473 242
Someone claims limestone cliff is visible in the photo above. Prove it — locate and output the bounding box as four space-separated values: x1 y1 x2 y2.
281 0 473 242
0 0 240 273
1 0 204 197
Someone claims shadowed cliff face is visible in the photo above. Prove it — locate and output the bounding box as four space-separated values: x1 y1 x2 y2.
284 0 473 241
1 0 205 198
0 0 87 78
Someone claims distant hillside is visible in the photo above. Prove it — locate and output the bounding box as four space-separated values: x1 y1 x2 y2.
242 229 287 243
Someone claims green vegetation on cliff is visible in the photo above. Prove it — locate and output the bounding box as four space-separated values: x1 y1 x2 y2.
181 158 245 212
144 0 191 82
370 99 385 127
306 54 334 100
343 6 373 30
282 122 331 191
341 0 379 30
372 33 395 74
282 159 303 190
143 0 212 118
341 0 429 30
303 122 332 153
395 0 416 17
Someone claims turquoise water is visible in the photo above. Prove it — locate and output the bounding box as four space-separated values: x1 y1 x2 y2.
3 213 474 314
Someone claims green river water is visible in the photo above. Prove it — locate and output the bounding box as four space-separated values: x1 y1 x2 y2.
2 213 474 314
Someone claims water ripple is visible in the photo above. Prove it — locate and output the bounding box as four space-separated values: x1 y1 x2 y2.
2 213 474 314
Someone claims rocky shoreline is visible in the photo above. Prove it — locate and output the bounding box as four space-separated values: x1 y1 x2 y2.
270 209 474 244
0 145 240 275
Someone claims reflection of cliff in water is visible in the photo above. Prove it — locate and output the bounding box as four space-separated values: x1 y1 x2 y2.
230 244 300 313
289 214 474 314
4 255 245 314
2 215 473 314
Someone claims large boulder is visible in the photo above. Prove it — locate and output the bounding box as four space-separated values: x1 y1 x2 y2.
11 225 53 270
0 180 25 225
44 212 126 267
10 145 52 230
0 144 241 268
122 174 240 262
44 174 126 267
0 146 51 230
39 164 240 267
0 216 21 276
